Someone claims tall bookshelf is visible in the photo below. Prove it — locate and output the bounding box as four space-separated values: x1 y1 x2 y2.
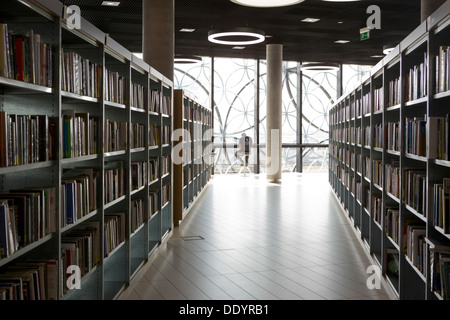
173 90 213 225
329 1 450 300
0 0 173 300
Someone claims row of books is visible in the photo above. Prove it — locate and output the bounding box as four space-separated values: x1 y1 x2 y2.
436 45 450 94
0 259 57 300
388 77 401 107
61 221 100 294
131 198 144 234
150 90 171 116
131 162 147 191
405 221 426 276
362 92 371 115
0 187 57 258
149 157 160 182
432 178 450 234
104 162 126 204
61 50 101 98
430 243 450 300
105 70 128 105
429 116 450 160
149 189 159 215
105 120 127 153
161 155 170 176
386 161 400 199
370 194 382 225
162 126 171 145
149 124 161 146
385 207 400 246
405 116 426 157
0 112 56 167
130 83 147 110
130 123 145 149
373 86 383 112
405 54 428 102
373 159 383 188
374 124 383 149
61 168 98 227
0 24 53 87
404 169 427 216
104 213 126 257
62 110 99 159
387 121 400 152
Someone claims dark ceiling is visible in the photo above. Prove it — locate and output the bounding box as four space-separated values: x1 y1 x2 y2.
59 0 423 66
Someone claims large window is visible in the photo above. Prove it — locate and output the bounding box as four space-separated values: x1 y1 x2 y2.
174 57 373 174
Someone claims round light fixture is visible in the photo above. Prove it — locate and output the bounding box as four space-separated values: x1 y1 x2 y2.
230 0 304 7
174 54 202 64
383 45 396 55
208 28 265 45
300 62 340 71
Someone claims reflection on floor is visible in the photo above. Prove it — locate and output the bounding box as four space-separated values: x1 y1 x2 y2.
118 173 392 300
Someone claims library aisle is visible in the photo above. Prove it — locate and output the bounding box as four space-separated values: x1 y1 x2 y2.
118 173 392 300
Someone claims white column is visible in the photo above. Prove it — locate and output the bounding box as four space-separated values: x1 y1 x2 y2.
266 44 283 183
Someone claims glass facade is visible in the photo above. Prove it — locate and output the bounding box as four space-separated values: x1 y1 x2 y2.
174 57 373 175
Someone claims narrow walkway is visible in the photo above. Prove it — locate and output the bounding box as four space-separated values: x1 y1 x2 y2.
118 173 391 300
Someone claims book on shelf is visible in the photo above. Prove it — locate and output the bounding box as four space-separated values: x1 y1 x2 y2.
61 168 98 227
372 159 383 187
404 221 426 276
130 123 145 149
105 120 127 153
405 116 427 157
104 212 125 257
150 90 160 113
432 178 450 234
104 161 126 204
62 110 99 158
161 95 171 116
130 82 147 110
386 160 400 199
436 45 450 94
371 194 382 225
388 77 400 107
149 189 159 215
61 49 101 98
105 69 128 105
149 124 161 147
405 53 428 101
385 207 400 246
131 198 144 233
131 162 147 190
149 157 159 182
428 116 450 160
403 168 427 216
0 24 53 87
387 121 400 152
373 86 384 112
162 184 170 207
61 221 100 294
428 239 450 299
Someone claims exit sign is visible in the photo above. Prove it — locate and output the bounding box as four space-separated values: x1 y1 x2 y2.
360 28 370 41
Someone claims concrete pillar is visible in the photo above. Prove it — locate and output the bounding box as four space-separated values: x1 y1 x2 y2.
266 44 283 183
421 0 446 22
142 0 174 81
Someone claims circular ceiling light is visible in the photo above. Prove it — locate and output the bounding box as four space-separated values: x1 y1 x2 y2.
230 0 304 7
208 28 265 45
300 62 340 71
383 45 396 55
174 54 202 64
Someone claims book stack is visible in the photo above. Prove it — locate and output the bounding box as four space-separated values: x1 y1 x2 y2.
149 124 160 147
130 82 147 110
149 157 159 182
0 259 58 300
61 49 101 98
0 24 53 87
62 110 99 158
104 213 125 257
131 198 144 233
61 221 100 294
432 178 450 234
0 112 55 167
61 168 98 227
130 123 145 149
150 90 160 113
404 169 427 216
388 77 400 107
405 116 427 156
385 207 400 245
387 121 400 152
436 45 450 94
105 70 128 105
149 189 159 215
104 162 126 204
131 162 147 191
0 188 57 253
105 120 128 153
405 54 428 101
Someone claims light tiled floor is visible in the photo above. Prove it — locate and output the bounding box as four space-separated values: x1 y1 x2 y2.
118 173 392 300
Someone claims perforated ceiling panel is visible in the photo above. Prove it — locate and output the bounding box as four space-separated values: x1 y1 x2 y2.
60 0 422 65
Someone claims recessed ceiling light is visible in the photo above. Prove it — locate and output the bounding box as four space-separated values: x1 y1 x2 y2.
232 46 246 49
335 40 350 44
301 18 320 23
301 62 340 71
101 1 120 6
180 28 196 32
338 21 344 24
383 45 395 55
230 0 305 7
371 55 384 58
265 35 273 38
174 54 202 64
